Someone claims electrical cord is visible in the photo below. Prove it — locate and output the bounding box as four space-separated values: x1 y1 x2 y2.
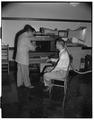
70 63 92 74
65 44 92 74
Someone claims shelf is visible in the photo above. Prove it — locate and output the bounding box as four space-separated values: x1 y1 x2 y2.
66 43 86 47
2 45 9 74
82 46 92 50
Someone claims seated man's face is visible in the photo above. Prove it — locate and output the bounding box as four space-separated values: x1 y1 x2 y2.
56 42 61 50
56 41 64 51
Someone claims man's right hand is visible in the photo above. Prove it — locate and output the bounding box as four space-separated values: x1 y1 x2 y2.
46 58 51 63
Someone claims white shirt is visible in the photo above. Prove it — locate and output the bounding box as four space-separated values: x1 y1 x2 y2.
52 48 69 72
15 32 35 65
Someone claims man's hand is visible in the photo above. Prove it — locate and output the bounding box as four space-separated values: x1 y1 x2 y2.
44 66 54 73
46 58 58 63
46 58 52 63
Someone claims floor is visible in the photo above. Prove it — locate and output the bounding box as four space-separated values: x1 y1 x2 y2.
2 85 64 118
2 71 65 118
1 71 92 118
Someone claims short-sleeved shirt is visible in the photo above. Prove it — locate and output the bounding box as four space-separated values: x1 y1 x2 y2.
15 33 35 65
52 48 69 72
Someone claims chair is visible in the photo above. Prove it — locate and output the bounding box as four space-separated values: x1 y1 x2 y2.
49 64 70 94
41 54 72 105
48 54 73 107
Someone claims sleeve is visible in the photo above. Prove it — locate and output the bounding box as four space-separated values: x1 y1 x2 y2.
26 39 35 51
51 58 58 62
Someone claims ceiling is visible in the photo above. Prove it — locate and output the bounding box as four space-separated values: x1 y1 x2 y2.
2 2 92 20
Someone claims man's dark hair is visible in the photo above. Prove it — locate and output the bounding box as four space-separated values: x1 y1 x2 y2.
24 24 35 32
55 37 65 47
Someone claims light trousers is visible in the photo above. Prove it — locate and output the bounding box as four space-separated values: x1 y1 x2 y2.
44 70 67 86
17 63 31 87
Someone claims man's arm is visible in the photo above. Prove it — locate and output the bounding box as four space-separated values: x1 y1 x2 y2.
46 58 58 63
28 43 35 51
27 38 36 51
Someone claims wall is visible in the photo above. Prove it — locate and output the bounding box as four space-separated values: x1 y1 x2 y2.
2 20 91 47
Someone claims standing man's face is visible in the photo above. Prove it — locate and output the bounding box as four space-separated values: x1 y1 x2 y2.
28 31 35 37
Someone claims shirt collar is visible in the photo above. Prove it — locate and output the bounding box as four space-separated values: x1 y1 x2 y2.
60 48 65 54
59 48 65 56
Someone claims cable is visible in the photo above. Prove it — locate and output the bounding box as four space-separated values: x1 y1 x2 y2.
70 63 92 74
65 43 92 74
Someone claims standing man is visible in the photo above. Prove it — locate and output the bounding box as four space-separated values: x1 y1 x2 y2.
15 25 36 88
43 38 70 90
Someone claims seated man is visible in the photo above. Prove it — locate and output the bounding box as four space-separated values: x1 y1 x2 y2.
43 38 70 90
